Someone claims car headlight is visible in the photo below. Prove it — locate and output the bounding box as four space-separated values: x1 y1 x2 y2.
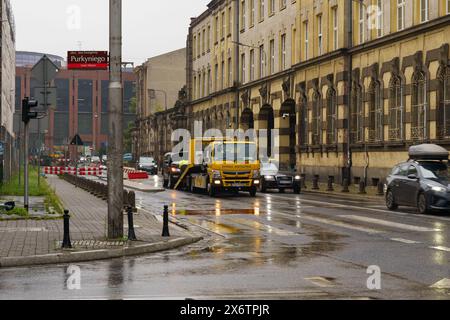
265 175 276 181
295 175 301 180
431 186 447 193
212 170 221 179
171 167 181 173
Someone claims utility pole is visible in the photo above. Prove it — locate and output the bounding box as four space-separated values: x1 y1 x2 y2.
108 0 124 239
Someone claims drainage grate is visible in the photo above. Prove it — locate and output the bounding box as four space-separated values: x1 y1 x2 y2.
55 240 126 248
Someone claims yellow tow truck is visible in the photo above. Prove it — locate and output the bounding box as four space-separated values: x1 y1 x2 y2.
174 138 261 197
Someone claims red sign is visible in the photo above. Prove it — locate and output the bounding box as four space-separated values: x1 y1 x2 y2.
67 51 109 70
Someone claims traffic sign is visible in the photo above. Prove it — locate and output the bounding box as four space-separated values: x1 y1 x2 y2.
31 55 59 85
34 87 57 110
70 134 84 146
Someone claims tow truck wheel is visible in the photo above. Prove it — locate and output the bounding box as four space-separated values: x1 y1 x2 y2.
207 182 216 197
249 187 257 197
163 178 168 188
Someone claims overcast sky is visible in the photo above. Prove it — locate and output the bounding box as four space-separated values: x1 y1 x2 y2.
11 0 207 65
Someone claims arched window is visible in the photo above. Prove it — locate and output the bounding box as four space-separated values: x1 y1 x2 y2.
311 90 321 145
368 80 383 142
388 75 403 141
299 94 308 146
438 66 450 139
326 88 337 145
411 71 427 141
350 82 363 143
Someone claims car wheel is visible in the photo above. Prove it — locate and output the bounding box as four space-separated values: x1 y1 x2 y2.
168 175 175 189
279 188 285 194
260 181 267 193
294 186 301 194
386 190 398 210
417 193 429 215
163 177 168 188
249 187 257 197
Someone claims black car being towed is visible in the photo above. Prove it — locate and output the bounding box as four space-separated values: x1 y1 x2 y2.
385 144 450 214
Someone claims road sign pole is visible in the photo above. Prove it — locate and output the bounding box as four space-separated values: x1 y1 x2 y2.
108 0 124 239
24 121 29 211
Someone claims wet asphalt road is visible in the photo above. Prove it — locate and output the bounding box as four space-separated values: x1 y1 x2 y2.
0 176 449 300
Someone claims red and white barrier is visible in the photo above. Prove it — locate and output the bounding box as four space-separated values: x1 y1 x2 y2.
124 167 149 180
43 167 104 176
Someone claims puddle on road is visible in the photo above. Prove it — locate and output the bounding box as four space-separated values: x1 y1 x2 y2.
175 208 263 216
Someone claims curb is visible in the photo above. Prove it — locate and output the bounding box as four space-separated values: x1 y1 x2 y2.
0 236 203 269
99 176 165 193
301 189 385 201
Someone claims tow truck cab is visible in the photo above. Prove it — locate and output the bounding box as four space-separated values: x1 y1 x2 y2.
175 139 261 197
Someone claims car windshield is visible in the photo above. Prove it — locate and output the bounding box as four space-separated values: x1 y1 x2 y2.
419 162 450 183
140 157 155 164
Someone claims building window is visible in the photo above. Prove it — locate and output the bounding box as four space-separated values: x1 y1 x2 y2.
317 15 323 55
221 60 225 89
228 57 232 87
215 16 220 42
280 0 286 10
312 90 321 145
207 69 211 95
269 0 275 15
420 0 429 23
326 88 337 145
241 53 246 83
228 7 232 35
332 7 338 50
299 94 308 146
281 33 286 70
438 67 450 139
350 83 364 144
207 26 211 50
448 0 450 14
359 2 365 44
250 0 255 26
389 76 403 141
269 39 275 75
193 76 197 99
259 0 265 21
193 36 196 57
259 44 265 78
397 0 406 31
250 49 255 81
412 71 427 141
221 11 226 38
202 30 206 53
304 21 309 60
377 0 383 37
368 80 383 142
241 0 246 30
214 64 219 91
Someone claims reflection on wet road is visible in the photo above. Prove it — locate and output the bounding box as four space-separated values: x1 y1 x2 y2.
0 176 449 300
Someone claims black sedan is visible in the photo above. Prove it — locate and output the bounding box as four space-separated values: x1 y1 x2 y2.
259 162 301 194
385 144 450 214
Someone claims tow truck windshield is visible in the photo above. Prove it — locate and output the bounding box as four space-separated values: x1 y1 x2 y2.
213 143 257 163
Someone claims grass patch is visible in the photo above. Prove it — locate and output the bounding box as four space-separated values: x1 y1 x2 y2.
0 207 29 217
0 167 64 215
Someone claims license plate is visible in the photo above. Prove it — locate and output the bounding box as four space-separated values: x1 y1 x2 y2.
232 183 245 187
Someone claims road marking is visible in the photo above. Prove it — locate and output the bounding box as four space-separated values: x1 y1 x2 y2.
430 246 450 252
305 277 335 288
430 278 450 289
339 215 441 232
299 214 383 234
390 238 421 244
230 218 298 236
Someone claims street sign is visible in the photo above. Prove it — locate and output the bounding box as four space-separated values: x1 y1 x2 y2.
31 55 59 85
34 87 57 110
67 51 109 70
70 134 84 146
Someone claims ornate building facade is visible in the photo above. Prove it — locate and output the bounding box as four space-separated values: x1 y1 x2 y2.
184 0 450 184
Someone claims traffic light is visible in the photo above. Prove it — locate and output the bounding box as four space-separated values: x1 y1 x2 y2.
22 97 39 123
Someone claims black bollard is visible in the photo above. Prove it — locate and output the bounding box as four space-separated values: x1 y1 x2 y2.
342 178 350 193
162 205 170 237
62 210 72 249
327 176 334 192
377 181 384 196
128 191 137 213
312 175 320 190
359 181 367 194
127 206 137 241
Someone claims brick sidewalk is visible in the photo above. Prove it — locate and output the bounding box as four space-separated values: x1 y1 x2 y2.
0 176 193 259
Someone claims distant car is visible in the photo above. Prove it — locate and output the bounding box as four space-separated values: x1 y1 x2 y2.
162 152 188 189
91 156 101 163
123 153 133 162
102 155 108 162
137 157 158 175
385 144 450 214
259 161 301 194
